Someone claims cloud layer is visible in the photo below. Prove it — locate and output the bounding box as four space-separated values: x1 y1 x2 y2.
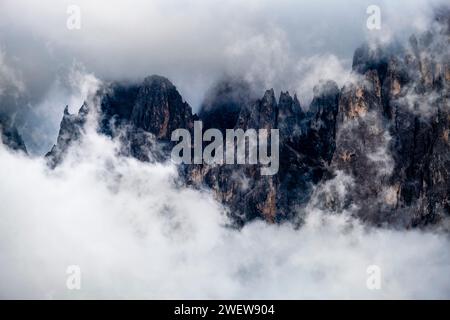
0 122 449 299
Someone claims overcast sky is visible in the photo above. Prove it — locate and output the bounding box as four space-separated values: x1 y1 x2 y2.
0 0 446 153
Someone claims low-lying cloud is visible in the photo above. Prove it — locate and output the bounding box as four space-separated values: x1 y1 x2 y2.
0 123 449 299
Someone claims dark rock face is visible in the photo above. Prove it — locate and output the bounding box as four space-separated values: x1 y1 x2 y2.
45 105 87 167
184 83 340 225
329 16 450 228
46 12 449 228
99 75 194 162
46 75 194 165
0 114 28 153
98 75 193 138
129 75 193 140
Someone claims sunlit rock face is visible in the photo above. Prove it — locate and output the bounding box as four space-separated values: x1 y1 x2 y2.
44 11 449 228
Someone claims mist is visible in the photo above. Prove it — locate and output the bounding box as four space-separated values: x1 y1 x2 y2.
0 125 449 299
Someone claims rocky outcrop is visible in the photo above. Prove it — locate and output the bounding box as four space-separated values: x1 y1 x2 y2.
0 114 27 153
46 10 449 228
329 11 450 227
184 81 340 225
46 75 194 166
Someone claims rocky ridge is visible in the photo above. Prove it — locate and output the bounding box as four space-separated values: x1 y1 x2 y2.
42 12 450 228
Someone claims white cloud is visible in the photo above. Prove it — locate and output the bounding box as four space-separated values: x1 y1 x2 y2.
0 123 449 299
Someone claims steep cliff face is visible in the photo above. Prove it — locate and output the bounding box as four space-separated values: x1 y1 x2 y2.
184 82 340 225
129 75 193 140
186 89 281 224
45 104 88 167
46 13 449 228
46 75 194 166
330 11 450 227
97 75 193 138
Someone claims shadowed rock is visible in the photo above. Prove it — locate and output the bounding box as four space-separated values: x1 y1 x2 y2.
0 114 28 154
45 9 449 228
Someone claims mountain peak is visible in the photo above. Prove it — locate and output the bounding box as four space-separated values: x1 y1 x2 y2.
142 75 176 89
262 88 276 102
